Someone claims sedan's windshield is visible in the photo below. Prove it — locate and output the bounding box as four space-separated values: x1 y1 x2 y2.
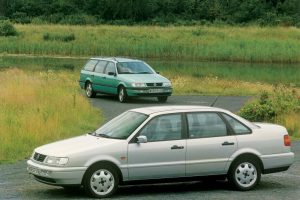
117 62 154 74
94 111 148 139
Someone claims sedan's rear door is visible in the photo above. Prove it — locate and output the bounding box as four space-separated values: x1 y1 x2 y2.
185 112 237 176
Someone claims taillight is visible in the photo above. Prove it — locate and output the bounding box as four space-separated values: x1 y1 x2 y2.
284 135 291 146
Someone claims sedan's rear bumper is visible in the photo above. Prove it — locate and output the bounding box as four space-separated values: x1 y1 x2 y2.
261 152 294 174
27 160 87 186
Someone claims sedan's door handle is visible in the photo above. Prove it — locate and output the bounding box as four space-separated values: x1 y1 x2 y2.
171 145 184 150
222 141 235 146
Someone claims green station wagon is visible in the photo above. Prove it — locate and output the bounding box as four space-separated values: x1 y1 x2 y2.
79 57 172 103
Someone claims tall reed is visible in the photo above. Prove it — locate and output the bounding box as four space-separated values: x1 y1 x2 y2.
0 69 101 163
0 25 300 63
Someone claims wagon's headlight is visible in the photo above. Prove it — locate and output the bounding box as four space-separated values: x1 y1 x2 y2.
44 156 69 166
163 82 172 87
131 82 146 87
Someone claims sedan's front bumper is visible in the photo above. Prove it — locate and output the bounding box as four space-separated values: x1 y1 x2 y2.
27 160 87 186
126 87 173 97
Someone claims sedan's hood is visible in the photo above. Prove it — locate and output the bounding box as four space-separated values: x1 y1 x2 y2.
119 74 170 83
35 135 121 157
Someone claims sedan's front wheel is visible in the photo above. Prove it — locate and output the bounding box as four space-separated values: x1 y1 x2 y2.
83 164 119 198
228 158 261 191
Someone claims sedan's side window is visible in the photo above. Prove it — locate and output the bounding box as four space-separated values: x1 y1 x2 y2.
222 113 251 135
105 62 116 75
84 59 98 71
94 60 107 74
187 112 227 138
139 114 182 142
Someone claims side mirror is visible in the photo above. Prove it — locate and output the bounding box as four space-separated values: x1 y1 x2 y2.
136 135 147 143
108 72 116 76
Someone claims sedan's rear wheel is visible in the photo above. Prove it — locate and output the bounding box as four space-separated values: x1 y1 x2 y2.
85 82 96 98
83 164 119 198
228 158 261 191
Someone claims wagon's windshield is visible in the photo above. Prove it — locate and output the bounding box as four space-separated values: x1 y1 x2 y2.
94 111 148 139
117 62 155 74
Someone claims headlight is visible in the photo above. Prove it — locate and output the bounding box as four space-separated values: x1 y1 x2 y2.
131 82 146 87
44 156 69 166
163 82 172 87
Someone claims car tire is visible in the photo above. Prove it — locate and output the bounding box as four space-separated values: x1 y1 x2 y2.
118 86 128 103
228 157 261 191
157 96 168 103
85 82 96 98
83 163 119 198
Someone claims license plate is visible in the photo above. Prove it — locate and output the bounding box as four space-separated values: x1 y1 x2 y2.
28 166 41 175
149 89 164 93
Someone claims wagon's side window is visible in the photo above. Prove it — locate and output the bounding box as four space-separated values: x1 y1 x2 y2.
139 114 182 142
187 112 227 138
222 113 251 135
94 60 107 74
105 62 116 75
84 59 98 71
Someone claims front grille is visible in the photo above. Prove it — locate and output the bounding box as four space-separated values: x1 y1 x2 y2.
33 152 46 162
146 83 163 87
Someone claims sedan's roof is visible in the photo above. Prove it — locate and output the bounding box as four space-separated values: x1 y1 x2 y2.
91 57 141 63
130 105 258 129
130 105 226 115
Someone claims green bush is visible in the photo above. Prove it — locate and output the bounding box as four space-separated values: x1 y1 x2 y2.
239 85 300 122
0 20 17 36
11 12 31 24
43 32 75 42
59 14 97 25
239 91 276 122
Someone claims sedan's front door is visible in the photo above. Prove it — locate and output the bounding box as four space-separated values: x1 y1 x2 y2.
186 112 237 176
127 114 186 180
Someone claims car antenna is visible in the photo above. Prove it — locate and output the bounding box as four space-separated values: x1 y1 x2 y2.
210 95 219 107
210 86 226 107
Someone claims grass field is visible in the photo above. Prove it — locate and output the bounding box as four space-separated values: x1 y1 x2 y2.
1 24 300 63
1 55 300 87
0 69 101 163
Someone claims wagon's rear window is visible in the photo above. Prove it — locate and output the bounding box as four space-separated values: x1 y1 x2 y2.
84 59 98 71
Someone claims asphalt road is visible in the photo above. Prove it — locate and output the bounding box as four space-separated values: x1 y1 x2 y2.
90 95 250 122
1 95 299 200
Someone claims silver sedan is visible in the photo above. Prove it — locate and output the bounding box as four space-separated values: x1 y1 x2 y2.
27 106 294 198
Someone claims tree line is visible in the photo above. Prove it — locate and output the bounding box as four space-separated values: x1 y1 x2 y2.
0 0 299 26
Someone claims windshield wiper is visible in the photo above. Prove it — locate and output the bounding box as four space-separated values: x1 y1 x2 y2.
88 131 96 136
97 133 113 138
138 72 152 74
120 72 134 74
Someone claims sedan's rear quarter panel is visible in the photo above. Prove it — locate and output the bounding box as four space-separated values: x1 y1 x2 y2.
229 123 294 172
